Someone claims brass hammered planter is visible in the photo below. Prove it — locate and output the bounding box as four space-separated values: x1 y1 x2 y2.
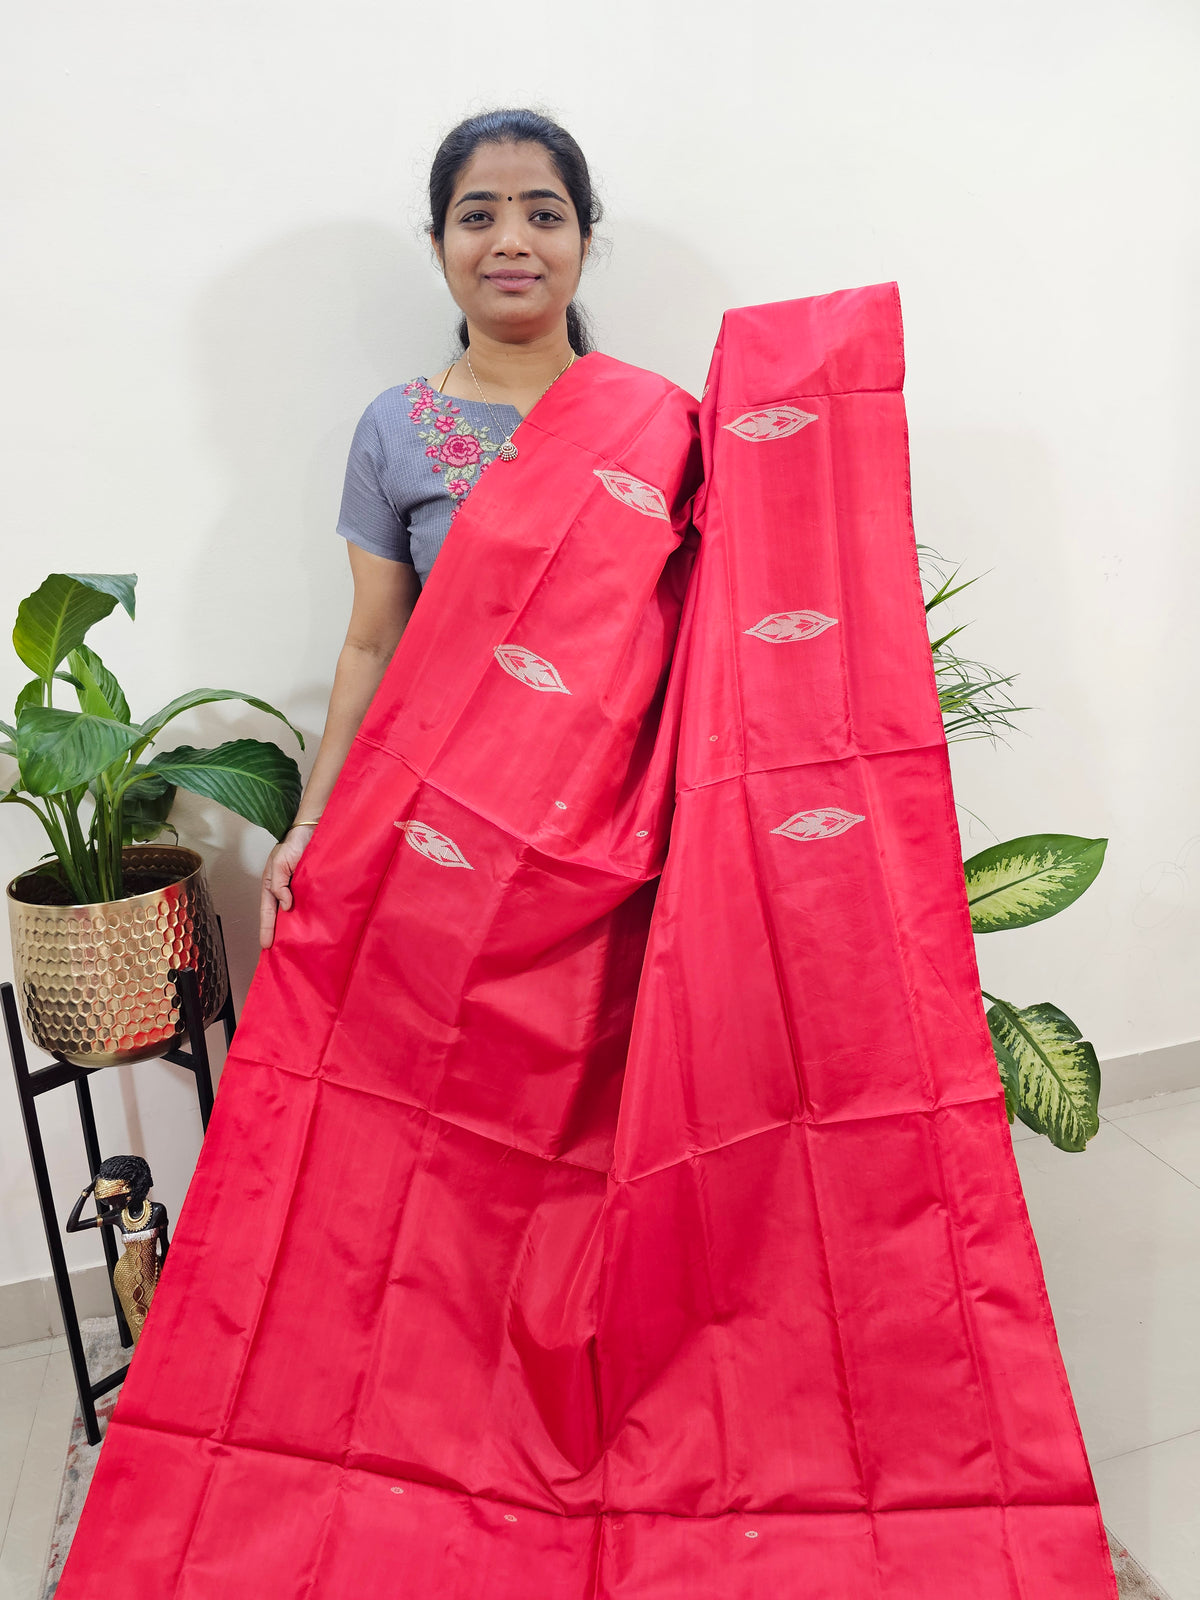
6 845 229 1067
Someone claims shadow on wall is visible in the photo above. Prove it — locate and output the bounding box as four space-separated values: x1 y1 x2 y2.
583 219 735 399
915 419 1109 832
913 419 1119 1018
177 221 450 1017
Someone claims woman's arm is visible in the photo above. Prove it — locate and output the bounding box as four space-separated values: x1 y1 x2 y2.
294 545 420 819
259 545 421 948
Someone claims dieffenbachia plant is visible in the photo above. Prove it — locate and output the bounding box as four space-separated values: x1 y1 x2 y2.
0 572 304 905
963 834 1108 1153
923 550 1110 1153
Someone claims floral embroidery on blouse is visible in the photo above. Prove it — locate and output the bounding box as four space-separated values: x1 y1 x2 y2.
403 378 505 511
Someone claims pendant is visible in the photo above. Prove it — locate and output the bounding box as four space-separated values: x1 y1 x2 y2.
498 439 518 462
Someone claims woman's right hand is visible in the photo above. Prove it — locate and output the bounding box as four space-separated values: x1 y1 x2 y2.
259 825 317 950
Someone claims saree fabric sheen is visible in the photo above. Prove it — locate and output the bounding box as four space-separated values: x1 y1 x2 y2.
57 283 1117 1599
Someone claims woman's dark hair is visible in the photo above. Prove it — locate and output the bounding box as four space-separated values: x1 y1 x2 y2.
428 108 601 356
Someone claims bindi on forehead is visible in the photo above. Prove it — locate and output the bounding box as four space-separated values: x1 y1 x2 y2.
453 186 570 209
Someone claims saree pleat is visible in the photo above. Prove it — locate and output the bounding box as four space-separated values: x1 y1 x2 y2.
55 285 1117 1598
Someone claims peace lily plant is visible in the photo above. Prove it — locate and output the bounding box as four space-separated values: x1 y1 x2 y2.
1 572 303 904
926 551 1108 1154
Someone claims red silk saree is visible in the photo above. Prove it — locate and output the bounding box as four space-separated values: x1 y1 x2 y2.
57 283 1118 1598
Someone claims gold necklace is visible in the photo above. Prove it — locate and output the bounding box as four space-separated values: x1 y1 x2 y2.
121 1199 152 1230
463 350 576 462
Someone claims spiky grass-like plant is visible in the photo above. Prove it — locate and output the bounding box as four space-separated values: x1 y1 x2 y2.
919 545 1029 743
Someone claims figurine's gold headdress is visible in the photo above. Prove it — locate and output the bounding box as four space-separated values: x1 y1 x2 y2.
94 1177 132 1199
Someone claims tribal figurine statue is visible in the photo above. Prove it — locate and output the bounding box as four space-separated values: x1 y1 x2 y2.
66 1155 171 1343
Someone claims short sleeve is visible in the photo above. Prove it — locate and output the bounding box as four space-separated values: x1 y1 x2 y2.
335 402 414 565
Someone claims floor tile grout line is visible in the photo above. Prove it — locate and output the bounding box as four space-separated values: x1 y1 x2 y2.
1101 1100 1200 1122
28 1351 70 1595
0 1351 49 1557
0 1348 55 1369
1100 1089 1200 1122
1091 1422 1200 1467
1100 1117 1200 1194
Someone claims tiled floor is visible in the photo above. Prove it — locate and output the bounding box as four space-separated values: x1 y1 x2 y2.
1012 1083 1200 1598
2 1087 1198 1599
0 1334 76 1600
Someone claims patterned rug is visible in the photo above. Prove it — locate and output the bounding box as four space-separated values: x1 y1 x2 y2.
40 1318 1171 1598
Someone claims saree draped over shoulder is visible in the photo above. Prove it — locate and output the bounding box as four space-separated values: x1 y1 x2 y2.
56 284 1118 1599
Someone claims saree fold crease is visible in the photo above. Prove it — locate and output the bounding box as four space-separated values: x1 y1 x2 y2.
56 283 1118 1598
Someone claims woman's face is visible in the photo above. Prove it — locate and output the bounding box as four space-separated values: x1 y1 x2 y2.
432 140 589 345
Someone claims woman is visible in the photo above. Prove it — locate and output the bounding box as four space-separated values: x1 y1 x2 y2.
258 108 601 950
57 115 1118 1596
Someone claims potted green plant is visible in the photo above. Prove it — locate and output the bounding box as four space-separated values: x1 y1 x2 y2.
924 551 1109 1152
1 571 304 1067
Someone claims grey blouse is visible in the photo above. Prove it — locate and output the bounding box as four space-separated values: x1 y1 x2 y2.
335 376 521 589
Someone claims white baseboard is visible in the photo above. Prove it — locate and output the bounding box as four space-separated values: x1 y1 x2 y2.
1099 1038 1200 1110
0 1261 122 1350
2 1039 1196 1350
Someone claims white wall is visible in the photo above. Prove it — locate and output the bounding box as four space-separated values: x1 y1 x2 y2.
2 1 1196 1289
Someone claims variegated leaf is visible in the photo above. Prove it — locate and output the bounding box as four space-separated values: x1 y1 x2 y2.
985 997 1100 1151
990 1031 1022 1124
724 405 818 442
493 645 571 694
593 469 669 520
770 807 864 841
965 834 1108 933
744 610 838 643
394 820 474 869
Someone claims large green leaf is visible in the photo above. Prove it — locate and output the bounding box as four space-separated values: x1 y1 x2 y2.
65 573 136 618
118 763 178 844
63 644 131 723
139 688 305 750
13 573 136 679
15 678 44 719
15 705 142 795
985 997 1101 1152
146 740 301 841
965 834 1108 933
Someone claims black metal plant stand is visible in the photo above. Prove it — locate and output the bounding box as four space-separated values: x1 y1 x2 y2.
2 914 237 1446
